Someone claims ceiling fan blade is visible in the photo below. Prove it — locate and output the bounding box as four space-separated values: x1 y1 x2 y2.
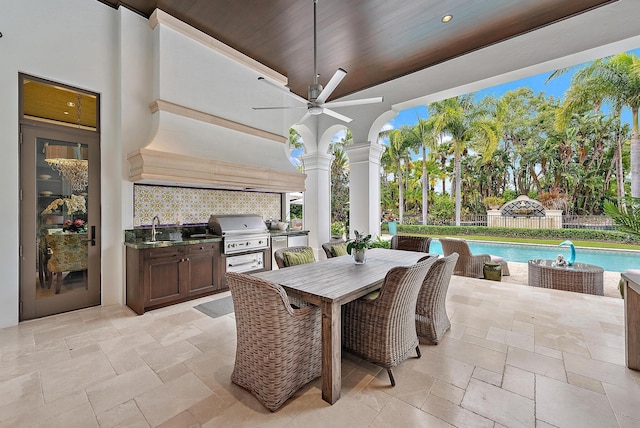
296 111 313 125
323 96 384 109
257 77 308 105
252 106 307 110
322 108 353 123
315 68 347 104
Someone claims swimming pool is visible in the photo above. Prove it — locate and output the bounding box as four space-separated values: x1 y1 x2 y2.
427 239 640 272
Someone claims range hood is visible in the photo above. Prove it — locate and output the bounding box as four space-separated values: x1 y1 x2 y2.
126 9 306 193
128 147 305 192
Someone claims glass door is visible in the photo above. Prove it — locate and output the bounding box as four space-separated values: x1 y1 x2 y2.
20 124 101 319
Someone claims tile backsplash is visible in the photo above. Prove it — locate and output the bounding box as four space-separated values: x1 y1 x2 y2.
134 184 281 226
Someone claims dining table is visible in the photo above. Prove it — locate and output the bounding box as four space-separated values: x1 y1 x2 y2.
253 248 433 404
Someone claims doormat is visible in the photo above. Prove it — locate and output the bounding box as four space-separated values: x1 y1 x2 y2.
194 296 235 318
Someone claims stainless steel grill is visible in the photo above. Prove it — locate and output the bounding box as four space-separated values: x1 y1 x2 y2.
208 214 270 256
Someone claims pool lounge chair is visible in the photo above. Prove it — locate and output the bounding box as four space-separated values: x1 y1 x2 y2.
439 237 510 278
390 235 432 253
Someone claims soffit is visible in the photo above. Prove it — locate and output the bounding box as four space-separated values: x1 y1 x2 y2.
97 0 615 101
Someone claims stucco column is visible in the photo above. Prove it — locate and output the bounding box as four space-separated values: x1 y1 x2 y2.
301 152 333 259
345 141 385 239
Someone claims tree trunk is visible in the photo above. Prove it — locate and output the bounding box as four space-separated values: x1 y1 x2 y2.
631 108 640 198
615 135 625 204
422 146 428 224
455 152 461 226
632 133 640 198
397 161 404 223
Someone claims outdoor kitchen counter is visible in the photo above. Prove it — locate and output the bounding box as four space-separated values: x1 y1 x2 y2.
269 230 309 237
124 236 222 250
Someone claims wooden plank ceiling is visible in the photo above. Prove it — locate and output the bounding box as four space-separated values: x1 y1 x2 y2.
99 0 615 101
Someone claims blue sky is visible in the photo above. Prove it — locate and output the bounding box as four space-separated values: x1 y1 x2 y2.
291 48 639 165
389 48 640 130
389 72 573 129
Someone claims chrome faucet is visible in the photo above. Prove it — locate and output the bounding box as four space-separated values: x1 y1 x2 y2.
151 215 162 242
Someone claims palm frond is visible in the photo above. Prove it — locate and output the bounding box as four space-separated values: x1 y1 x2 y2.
604 198 640 237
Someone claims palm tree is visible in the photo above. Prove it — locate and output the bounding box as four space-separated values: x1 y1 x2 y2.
288 128 305 172
407 117 439 224
429 95 499 225
550 52 640 200
330 145 350 223
604 197 640 237
382 127 413 222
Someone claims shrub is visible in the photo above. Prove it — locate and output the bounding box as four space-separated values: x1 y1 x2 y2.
370 236 390 249
503 189 517 202
395 224 640 244
331 221 345 237
427 194 455 225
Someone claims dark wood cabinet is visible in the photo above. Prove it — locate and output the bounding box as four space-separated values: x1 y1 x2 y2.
126 241 222 315
147 253 183 306
185 243 217 296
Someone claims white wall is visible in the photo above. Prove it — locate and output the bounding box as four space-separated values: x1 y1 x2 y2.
119 8 155 231
1 0 122 327
1 1 299 328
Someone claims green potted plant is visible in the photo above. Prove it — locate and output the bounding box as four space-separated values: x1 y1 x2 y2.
483 196 504 210
347 230 372 264
386 213 398 236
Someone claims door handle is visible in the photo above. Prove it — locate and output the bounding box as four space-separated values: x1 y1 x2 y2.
89 225 96 246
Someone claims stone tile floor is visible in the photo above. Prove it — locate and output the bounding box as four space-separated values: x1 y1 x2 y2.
1 265 638 427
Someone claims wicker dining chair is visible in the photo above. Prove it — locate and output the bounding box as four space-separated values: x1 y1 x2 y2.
321 239 347 259
342 257 437 387
273 246 315 269
226 272 322 412
415 253 458 344
391 235 432 253
439 237 510 278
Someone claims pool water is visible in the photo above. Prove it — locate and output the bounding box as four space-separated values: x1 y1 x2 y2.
428 239 640 273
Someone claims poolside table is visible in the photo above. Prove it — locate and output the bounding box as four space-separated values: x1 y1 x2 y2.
253 248 429 405
620 272 640 371
528 259 604 295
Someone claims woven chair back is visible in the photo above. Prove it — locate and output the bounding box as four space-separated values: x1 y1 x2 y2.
321 239 345 259
273 246 315 269
391 235 432 253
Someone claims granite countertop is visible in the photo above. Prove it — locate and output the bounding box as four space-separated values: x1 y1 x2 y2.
125 230 309 249
124 235 222 250
269 230 309 236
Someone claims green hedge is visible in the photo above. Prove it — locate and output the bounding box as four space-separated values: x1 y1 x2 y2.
396 224 639 244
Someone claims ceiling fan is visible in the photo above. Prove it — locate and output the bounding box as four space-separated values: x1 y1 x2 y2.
253 0 383 124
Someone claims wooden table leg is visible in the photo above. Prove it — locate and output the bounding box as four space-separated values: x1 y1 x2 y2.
625 279 640 370
321 300 341 404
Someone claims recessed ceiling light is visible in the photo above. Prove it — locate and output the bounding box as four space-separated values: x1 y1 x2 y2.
63 111 69 115
441 14 453 23
67 101 75 107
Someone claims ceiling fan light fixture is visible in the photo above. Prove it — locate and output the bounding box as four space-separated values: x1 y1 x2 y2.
309 105 323 115
252 0 383 124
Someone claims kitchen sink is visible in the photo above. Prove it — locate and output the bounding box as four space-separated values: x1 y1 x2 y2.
139 241 172 246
